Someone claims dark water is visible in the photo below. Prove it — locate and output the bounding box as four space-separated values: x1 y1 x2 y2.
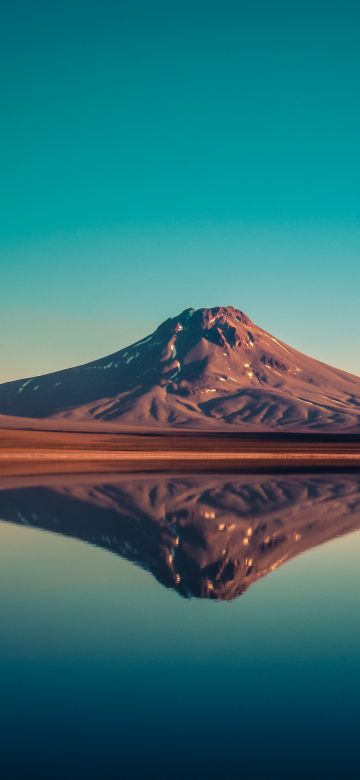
1 471 360 779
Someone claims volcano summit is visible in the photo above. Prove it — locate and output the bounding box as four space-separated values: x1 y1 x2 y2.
1 306 359 431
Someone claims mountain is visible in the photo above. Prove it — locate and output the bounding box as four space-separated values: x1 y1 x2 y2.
0 305 359 430
1 472 360 599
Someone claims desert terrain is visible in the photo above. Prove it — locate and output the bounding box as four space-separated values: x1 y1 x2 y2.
0 419 359 476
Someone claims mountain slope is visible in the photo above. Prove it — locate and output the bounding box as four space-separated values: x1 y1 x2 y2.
0 306 359 430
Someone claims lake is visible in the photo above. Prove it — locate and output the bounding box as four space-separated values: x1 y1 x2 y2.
1 471 360 779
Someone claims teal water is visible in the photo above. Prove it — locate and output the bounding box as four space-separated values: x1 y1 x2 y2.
0 472 360 779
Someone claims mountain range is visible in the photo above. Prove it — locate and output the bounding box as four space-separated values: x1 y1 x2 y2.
1 306 359 431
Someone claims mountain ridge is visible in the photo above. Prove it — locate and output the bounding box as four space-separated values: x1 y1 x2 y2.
1 305 359 431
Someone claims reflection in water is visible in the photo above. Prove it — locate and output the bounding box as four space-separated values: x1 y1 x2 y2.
1 472 360 600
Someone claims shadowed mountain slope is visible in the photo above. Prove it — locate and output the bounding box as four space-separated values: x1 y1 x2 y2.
1 306 359 430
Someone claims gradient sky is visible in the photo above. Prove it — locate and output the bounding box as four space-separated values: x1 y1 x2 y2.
1 0 359 381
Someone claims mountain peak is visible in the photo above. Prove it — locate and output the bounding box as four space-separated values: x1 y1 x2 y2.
157 306 254 352
176 305 252 328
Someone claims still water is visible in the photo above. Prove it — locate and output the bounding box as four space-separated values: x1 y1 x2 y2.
1 471 360 779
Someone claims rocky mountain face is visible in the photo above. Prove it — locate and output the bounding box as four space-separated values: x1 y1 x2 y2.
0 306 359 430
1 472 360 600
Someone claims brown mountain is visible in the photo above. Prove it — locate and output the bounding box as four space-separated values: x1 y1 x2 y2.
0 306 359 430
1 472 360 599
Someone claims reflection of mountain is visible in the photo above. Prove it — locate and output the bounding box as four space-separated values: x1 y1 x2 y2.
1 473 360 600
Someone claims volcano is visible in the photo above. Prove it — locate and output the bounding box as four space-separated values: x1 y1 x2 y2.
0 306 359 431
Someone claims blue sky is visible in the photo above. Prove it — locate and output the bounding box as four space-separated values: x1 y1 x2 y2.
1 0 359 381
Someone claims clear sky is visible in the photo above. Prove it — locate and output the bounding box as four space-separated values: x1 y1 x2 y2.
1 0 359 381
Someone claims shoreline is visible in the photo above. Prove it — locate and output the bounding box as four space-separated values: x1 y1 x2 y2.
1 448 360 476
1 427 360 476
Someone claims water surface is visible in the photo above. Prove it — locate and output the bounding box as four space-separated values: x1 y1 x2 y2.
1 471 360 779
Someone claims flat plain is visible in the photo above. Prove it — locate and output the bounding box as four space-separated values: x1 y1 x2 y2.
1 423 360 476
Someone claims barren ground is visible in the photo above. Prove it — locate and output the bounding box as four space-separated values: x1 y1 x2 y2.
0 423 360 476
